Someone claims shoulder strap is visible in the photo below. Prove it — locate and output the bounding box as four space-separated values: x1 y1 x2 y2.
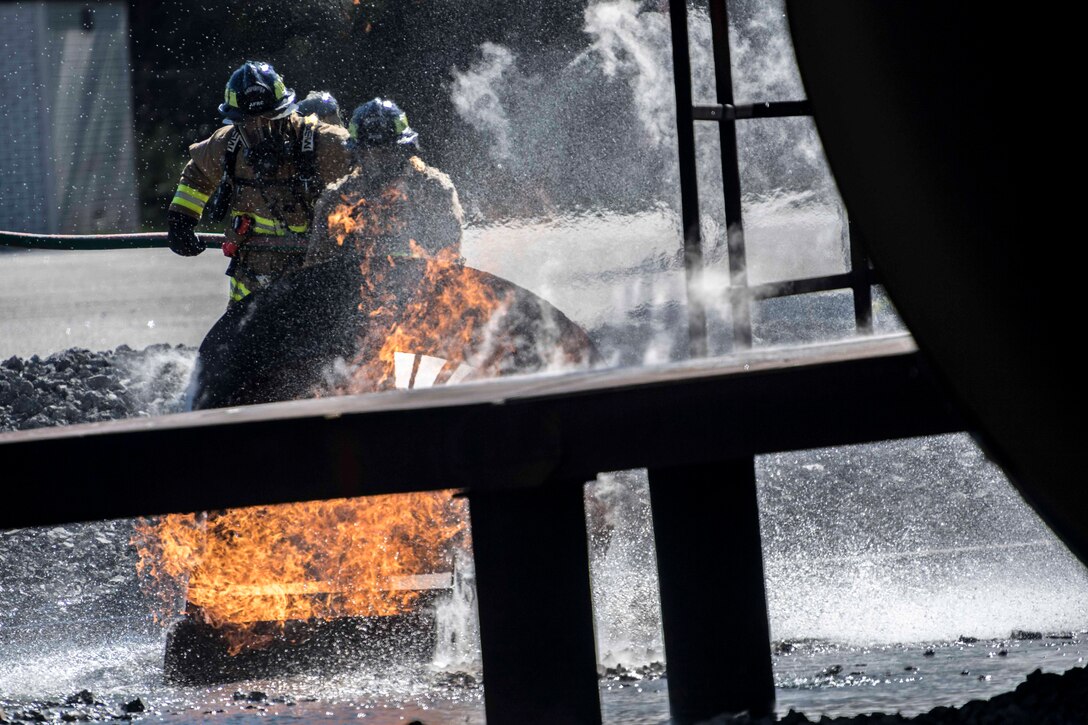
224 126 243 181
298 117 317 191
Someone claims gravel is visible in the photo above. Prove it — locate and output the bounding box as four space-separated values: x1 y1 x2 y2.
0 344 197 433
739 666 1088 724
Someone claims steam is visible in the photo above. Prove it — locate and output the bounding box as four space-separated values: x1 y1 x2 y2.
431 545 481 670
450 42 516 161
578 0 675 147
586 470 665 666
448 0 850 367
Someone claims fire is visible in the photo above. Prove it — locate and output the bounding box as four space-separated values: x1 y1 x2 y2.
133 491 467 654
133 171 590 659
326 187 410 248
320 188 516 394
344 246 513 392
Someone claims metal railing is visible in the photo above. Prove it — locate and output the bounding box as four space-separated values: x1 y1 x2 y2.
670 0 877 357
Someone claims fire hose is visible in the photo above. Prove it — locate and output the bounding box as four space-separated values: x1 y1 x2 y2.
0 229 224 251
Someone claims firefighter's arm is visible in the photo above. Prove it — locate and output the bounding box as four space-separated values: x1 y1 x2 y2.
170 136 221 221
167 159 214 256
167 134 227 256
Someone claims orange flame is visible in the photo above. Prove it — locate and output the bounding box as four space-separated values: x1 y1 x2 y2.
132 174 559 657
133 492 467 654
326 187 410 249
320 184 515 394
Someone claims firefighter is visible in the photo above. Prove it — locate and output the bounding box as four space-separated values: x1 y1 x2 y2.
305 97 464 266
296 90 344 127
167 61 352 304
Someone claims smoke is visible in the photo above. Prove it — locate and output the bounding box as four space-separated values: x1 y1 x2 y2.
450 42 517 161
578 0 675 148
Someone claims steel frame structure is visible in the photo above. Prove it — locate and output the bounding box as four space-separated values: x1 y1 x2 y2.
0 3 975 723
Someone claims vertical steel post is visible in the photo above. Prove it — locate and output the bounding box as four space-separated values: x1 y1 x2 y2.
849 219 874 334
708 0 752 349
648 459 775 722
468 479 602 725
668 0 709 359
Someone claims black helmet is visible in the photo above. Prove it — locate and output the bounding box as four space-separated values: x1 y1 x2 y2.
219 61 297 121
297 90 342 125
348 98 419 149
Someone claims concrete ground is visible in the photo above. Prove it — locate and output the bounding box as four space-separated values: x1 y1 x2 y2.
0 248 229 359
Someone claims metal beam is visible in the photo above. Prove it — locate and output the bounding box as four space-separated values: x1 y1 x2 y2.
0 335 964 530
708 0 752 350
667 0 709 358
650 458 774 721
470 479 601 724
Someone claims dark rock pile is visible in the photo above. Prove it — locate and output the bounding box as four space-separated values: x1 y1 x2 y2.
2 668 1080 724
0 344 197 433
0 690 145 723
717 666 1088 724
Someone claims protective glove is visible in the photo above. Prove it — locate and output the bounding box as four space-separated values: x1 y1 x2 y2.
167 211 204 256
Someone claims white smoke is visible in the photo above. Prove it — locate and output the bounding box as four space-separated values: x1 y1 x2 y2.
450 42 517 161
578 0 676 147
727 2 806 101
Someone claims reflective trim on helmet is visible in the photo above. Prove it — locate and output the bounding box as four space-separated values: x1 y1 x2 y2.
274 79 286 99
394 113 409 134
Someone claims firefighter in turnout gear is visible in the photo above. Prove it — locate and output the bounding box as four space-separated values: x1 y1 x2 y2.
306 98 464 267
167 61 352 304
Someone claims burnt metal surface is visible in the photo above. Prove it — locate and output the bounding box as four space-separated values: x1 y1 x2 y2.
192 256 599 409
163 605 440 686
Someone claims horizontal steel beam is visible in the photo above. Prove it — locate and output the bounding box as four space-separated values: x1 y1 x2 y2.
0 334 965 530
747 268 881 301
692 101 812 121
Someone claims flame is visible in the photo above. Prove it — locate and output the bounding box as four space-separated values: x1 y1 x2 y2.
132 170 583 657
345 245 513 393
326 187 410 249
133 491 467 654
320 183 516 394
